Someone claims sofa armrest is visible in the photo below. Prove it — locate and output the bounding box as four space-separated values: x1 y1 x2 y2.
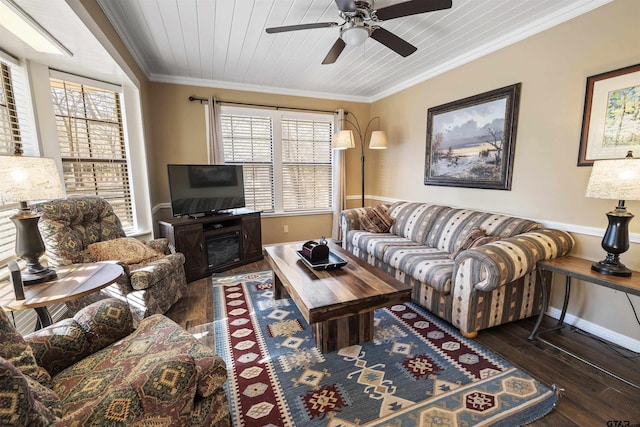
25 298 134 376
453 229 574 292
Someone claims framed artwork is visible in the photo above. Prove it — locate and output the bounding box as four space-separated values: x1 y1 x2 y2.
577 63 640 166
424 83 521 190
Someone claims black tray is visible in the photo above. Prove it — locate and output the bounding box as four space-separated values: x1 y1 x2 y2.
296 250 347 270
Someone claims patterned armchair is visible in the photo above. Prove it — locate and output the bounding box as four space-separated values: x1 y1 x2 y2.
33 196 188 320
0 298 230 426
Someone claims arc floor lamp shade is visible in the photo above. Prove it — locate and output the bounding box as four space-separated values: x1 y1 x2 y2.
0 155 65 284
585 151 640 277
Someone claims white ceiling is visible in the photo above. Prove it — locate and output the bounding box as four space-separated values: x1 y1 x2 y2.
0 1 611 103
97 0 611 102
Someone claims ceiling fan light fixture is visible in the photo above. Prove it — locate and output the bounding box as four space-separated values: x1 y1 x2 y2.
341 26 369 46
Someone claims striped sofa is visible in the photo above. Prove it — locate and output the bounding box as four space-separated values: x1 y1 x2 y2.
341 201 574 337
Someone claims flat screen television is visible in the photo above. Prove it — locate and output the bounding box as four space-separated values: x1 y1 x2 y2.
167 164 245 217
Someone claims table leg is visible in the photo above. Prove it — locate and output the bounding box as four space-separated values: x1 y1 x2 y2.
557 276 571 326
34 307 53 330
528 271 548 340
313 312 374 353
273 273 288 299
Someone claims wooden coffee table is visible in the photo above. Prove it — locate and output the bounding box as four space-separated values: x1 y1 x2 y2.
264 241 411 352
1 262 124 329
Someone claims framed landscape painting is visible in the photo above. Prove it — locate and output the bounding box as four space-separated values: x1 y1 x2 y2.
424 83 521 190
577 63 640 166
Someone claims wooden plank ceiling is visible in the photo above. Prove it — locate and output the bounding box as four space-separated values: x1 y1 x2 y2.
98 0 610 102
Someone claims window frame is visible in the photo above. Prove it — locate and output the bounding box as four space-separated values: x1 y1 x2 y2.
47 69 141 236
220 106 336 217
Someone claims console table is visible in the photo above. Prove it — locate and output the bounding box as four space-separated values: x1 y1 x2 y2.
529 256 640 389
0 262 124 329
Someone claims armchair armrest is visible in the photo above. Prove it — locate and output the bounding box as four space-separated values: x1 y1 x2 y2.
453 229 574 292
129 252 186 290
25 298 133 376
145 237 171 255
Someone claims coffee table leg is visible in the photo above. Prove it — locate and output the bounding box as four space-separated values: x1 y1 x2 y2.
313 312 374 353
273 273 288 299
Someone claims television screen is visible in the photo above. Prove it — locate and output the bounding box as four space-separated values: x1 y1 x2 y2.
167 164 245 217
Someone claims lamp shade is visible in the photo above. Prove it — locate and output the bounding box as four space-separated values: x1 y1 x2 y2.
585 157 640 201
332 130 355 150
369 130 388 149
0 155 64 204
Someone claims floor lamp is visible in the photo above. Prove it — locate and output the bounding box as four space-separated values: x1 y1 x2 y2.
333 115 387 207
0 155 65 284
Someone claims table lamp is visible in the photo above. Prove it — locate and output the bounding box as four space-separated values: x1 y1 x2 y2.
0 155 65 284
585 151 640 277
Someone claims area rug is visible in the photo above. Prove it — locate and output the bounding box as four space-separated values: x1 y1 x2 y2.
212 271 558 426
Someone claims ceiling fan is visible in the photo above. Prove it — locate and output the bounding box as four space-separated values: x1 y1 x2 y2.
265 0 452 64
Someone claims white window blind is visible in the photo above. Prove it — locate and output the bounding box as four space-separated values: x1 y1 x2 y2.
282 117 333 211
221 113 275 211
220 107 334 214
50 76 134 231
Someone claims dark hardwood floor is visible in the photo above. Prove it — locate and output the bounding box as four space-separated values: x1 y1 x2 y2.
165 260 640 426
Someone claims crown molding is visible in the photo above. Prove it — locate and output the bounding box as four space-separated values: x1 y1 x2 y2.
148 73 371 104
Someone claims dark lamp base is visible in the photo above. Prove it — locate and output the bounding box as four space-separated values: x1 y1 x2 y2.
591 260 632 277
22 268 58 285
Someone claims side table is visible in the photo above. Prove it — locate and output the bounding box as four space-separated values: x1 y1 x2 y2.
529 256 640 389
0 262 124 329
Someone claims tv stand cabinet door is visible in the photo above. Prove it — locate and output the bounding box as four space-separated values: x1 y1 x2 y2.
174 223 207 282
242 214 263 261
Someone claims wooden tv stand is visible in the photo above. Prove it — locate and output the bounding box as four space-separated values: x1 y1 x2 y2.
158 208 263 282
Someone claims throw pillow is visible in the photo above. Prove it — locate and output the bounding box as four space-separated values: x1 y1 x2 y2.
450 235 501 259
87 237 163 265
360 205 395 233
450 227 486 255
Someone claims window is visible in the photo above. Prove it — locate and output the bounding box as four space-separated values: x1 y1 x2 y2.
50 75 134 231
220 107 334 214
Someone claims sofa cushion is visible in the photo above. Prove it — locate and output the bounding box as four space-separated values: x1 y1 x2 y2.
52 314 227 424
27 298 134 377
431 209 541 253
88 237 163 265
0 309 52 388
450 226 486 255
360 204 395 233
388 202 451 244
383 245 454 293
348 231 423 260
0 357 60 426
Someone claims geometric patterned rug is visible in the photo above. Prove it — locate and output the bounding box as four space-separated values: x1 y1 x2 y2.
212 271 559 426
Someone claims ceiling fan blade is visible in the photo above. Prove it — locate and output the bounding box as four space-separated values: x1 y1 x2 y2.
370 27 417 57
266 22 338 34
375 0 452 21
322 38 347 64
334 0 357 13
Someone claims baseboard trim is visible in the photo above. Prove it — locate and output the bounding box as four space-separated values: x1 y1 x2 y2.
546 306 640 352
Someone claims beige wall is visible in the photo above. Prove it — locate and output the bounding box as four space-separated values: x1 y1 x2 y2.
146 82 369 243
370 0 640 345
